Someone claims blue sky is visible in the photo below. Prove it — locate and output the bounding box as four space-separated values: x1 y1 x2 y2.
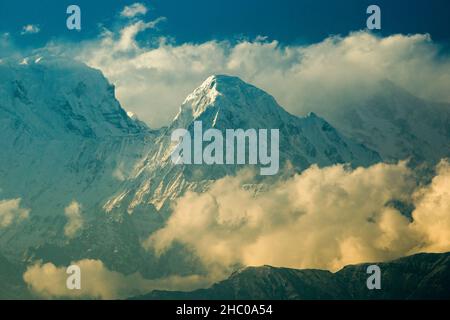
1 0 450 49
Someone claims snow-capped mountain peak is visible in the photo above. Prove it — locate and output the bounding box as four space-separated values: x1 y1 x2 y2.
0 56 147 139
180 75 222 117
174 74 288 128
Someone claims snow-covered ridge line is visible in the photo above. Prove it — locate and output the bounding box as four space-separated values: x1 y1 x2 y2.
0 56 149 140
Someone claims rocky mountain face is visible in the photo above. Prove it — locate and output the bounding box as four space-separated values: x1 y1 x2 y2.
134 252 450 300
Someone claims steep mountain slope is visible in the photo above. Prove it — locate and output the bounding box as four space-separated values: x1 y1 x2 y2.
134 252 450 300
177 75 380 169
0 57 157 264
0 57 146 139
104 75 381 213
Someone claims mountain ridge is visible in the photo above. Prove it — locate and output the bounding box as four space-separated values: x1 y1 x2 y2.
104 73 381 214
133 251 450 300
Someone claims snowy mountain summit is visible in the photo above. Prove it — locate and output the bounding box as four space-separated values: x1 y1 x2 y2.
0 56 147 139
175 75 287 127
171 74 380 168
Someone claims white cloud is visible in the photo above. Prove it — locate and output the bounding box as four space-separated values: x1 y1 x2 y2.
0 198 30 228
410 160 450 252
76 30 450 128
21 24 40 35
23 259 216 299
121 3 148 18
116 18 165 52
64 201 84 238
146 160 450 273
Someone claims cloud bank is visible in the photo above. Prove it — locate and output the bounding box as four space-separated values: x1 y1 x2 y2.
410 160 450 252
77 22 450 128
23 259 216 299
146 160 450 272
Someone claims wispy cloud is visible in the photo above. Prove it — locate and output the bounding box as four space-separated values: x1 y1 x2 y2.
21 24 40 35
121 3 148 18
64 201 84 238
0 198 30 228
115 18 165 51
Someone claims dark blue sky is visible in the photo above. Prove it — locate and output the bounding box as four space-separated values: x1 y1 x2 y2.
1 0 450 49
